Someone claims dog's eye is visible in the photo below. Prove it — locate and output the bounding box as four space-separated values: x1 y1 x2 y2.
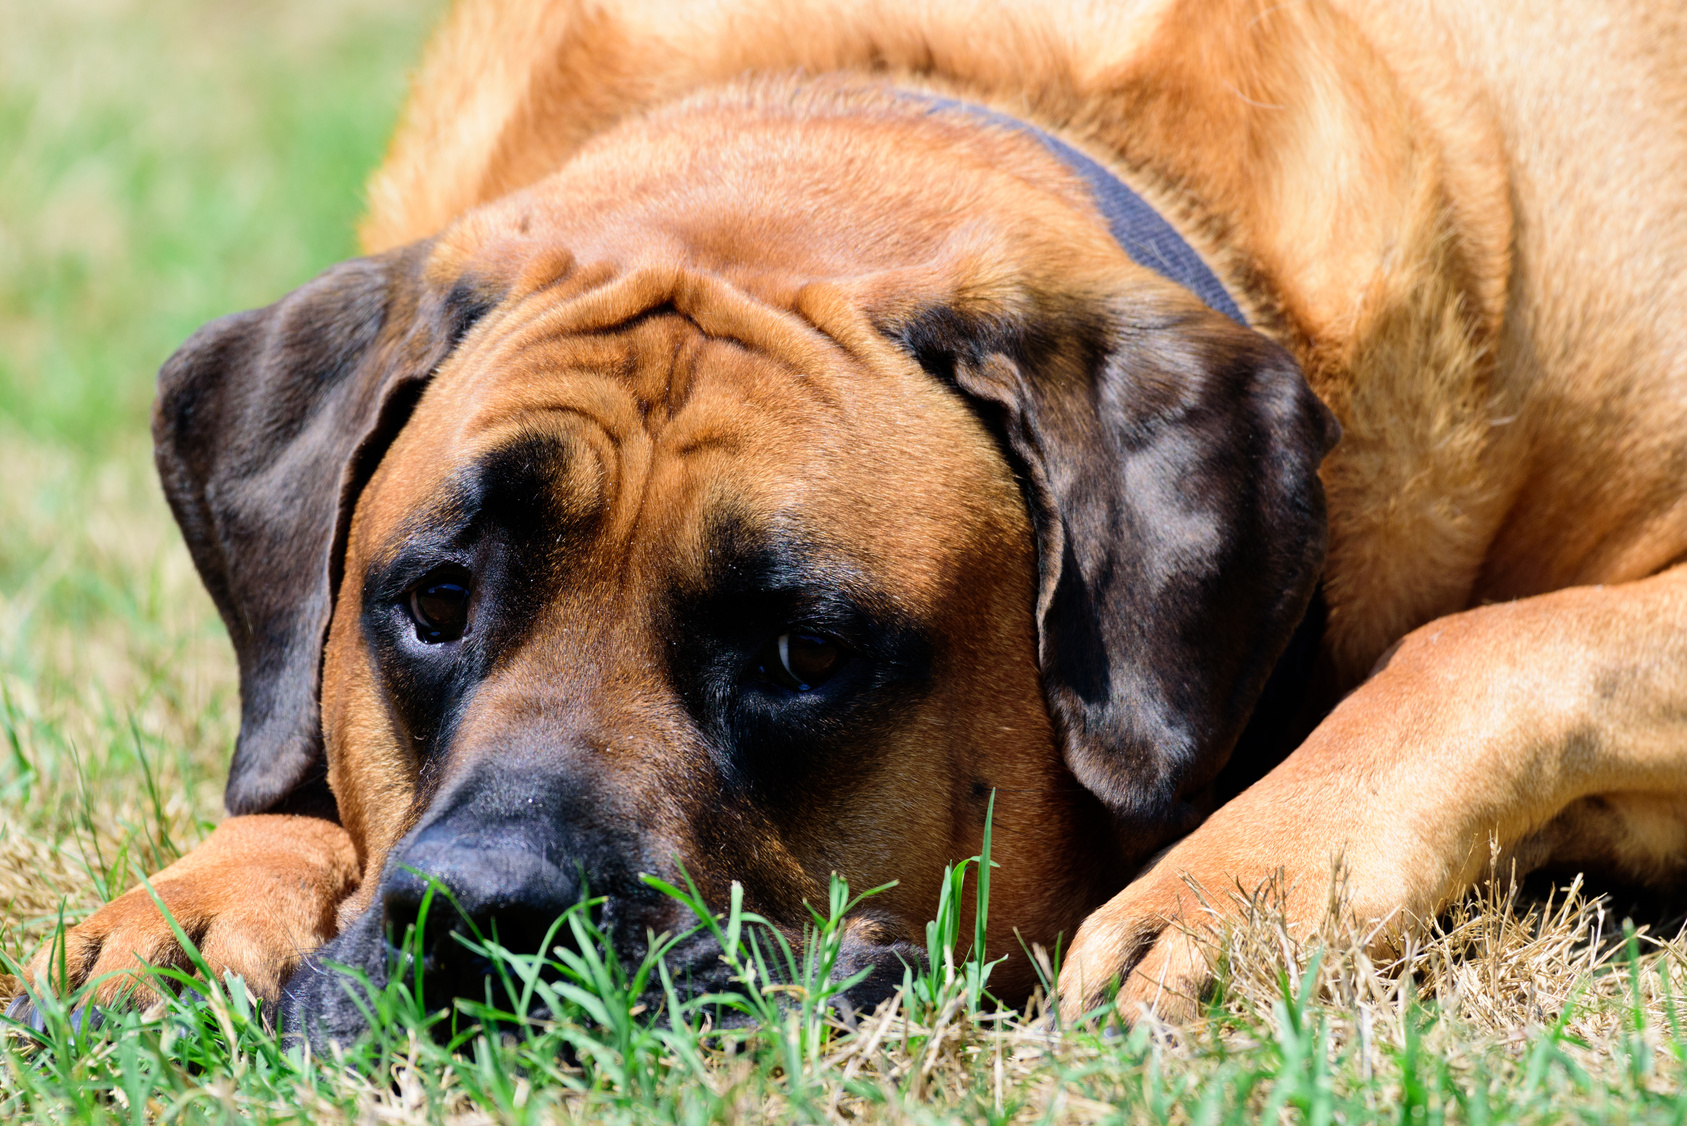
758 631 843 692
408 571 471 643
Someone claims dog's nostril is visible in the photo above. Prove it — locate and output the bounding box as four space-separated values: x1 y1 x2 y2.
381 881 458 957
379 849 586 1007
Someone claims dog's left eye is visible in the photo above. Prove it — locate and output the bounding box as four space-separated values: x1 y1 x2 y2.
408 570 472 643
756 631 843 692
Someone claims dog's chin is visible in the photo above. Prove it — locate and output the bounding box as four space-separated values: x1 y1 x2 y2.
279 902 396 1049
280 903 925 1048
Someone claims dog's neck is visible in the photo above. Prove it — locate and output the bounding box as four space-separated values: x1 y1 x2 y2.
912 94 1250 328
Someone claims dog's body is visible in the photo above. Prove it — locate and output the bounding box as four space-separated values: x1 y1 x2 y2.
15 0 1687 1031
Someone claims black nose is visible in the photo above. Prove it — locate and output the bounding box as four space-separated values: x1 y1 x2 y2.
382 827 584 1007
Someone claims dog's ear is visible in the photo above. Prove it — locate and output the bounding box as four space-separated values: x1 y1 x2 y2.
888 290 1337 854
153 243 496 818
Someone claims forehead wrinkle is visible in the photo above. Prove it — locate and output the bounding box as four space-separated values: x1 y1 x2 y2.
449 318 856 479
464 251 841 381
450 378 649 553
444 241 858 389
404 277 915 595
463 370 647 449
654 323 707 421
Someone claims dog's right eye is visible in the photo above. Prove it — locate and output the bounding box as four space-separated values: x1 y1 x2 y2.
408 571 472 643
755 631 844 692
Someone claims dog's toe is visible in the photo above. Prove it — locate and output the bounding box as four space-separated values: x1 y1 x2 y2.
1114 926 1211 1025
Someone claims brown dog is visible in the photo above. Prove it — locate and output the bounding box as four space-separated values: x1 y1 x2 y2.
12 0 1687 1037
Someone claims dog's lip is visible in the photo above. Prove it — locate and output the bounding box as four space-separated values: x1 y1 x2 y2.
282 891 928 1046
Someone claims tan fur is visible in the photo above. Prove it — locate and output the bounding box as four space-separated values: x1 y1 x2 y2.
1071 563 1687 1020
26 0 1687 1017
19 816 357 1006
358 0 1686 685
328 114 1158 991
366 0 1687 1019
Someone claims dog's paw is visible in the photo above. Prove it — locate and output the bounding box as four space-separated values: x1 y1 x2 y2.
1057 811 1413 1027
1057 854 1219 1026
7 881 207 1028
5 815 358 1028
1057 798 1357 1027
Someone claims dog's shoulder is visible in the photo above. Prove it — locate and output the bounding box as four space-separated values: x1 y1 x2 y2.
360 0 1165 252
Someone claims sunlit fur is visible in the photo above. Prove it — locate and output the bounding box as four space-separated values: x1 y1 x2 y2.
20 0 1687 1025
356 0 1687 1019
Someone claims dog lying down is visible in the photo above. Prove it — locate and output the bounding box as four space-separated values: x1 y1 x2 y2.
10 0 1687 1042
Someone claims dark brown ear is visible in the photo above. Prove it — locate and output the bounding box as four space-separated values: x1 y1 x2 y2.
888 293 1337 856
153 243 496 817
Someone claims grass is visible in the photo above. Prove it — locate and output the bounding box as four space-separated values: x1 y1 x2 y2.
2 0 1686 1120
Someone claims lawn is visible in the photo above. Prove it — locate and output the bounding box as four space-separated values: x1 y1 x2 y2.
2 1 1685 1121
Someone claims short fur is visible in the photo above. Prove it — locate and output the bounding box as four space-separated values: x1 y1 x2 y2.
12 0 1686 1033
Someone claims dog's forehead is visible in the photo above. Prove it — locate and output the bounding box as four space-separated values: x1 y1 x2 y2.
355 279 1028 610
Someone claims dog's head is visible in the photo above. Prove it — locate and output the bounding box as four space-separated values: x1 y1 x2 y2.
153 86 1334 1040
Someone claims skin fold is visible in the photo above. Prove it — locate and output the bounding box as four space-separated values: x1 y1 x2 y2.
11 0 1686 1035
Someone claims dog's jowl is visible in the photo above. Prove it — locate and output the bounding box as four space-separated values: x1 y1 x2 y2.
13 0 1687 1037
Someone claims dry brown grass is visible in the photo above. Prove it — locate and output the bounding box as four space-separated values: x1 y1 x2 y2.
0 429 235 955
4 428 1686 1122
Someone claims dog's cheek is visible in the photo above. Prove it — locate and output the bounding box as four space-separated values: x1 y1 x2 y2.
321 575 421 923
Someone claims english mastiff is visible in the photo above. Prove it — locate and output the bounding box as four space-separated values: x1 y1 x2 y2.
13 0 1687 1037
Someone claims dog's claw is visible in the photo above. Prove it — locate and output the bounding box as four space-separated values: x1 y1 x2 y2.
4 992 51 1035
3 989 116 1037
68 1004 103 1036
2 994 114 1038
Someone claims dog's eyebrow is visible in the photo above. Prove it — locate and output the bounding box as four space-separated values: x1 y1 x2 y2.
377 430 579 575
371 492 478 584
399 484 481 553
699 511 827 589
667 509 935 745
691 510 897 624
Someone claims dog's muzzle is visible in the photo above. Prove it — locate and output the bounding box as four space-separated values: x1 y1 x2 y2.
279 749 916 1045
282 751 672 1041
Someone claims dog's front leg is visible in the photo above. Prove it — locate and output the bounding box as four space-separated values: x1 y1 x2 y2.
6 814 357 1023
1059 564 1687 1024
